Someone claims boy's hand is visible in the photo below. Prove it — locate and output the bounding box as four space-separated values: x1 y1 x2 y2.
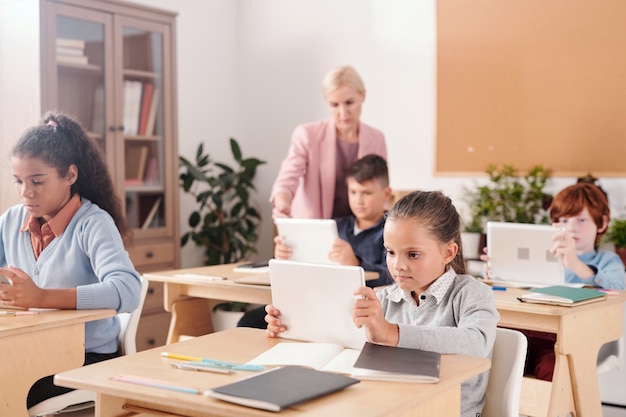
352 286 399 346
273 235 293 260
329 238 359 265
265 304 287 338
551 230 579 268
551 230 595 279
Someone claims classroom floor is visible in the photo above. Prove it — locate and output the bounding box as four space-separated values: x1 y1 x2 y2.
51 404 626 417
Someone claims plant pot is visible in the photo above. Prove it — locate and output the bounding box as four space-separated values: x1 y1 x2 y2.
461 232 481 260
211 308 245 332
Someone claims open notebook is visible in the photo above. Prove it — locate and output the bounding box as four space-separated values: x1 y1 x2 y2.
486 222 582 288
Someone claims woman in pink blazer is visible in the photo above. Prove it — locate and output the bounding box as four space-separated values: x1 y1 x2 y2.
270 66 387 219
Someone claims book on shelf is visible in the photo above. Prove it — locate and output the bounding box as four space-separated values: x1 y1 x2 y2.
144 87 160 136
247 342 362 375
351 342 441 383
143 156 158 183
141 197 162 229
517 285 607 307
56 45 85 56
125 145 149 181
123 80 143 135
91 84 105 133
204 365 359 412
56 37 86 49
138 83 154 135
56 54 89 65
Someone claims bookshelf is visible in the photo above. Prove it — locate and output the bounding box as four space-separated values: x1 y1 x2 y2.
38 0 180 351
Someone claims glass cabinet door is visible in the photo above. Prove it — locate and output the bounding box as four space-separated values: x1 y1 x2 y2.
45 3 112 161
116 17 172 236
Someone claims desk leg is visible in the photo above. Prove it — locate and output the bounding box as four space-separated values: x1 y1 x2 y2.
166 297 214 344
0 323 84 417
560 303 623 417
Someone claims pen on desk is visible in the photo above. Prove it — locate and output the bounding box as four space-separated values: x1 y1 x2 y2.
113 374 199 395
173 274 227 281
491 286 507 291
0 310 40 316
171 363 234 374
160 352 265 371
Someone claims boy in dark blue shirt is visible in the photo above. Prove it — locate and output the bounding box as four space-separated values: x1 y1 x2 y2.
238 154 392 328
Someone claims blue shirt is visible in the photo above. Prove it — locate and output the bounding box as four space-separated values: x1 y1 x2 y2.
566 250 625 290
0 198 141 353
334 215 393 287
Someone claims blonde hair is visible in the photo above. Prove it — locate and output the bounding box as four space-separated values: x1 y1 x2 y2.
321 66 365 97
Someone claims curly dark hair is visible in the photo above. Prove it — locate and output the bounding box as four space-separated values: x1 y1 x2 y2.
12 111 133 247
387 190 465 274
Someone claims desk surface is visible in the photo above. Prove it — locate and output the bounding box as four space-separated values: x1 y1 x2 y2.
55 328 490 417
0 308 116 417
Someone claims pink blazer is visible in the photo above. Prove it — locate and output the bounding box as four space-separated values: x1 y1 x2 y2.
270 118 387 219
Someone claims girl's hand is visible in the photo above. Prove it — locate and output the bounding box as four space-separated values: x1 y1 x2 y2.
328 238 358 265
0 266 43 308
265 304 287 338
273 235 293 260
352 287 399 346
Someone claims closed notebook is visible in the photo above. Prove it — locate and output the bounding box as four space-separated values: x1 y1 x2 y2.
351 342 441 383
204 365 359 412
518 285 607 306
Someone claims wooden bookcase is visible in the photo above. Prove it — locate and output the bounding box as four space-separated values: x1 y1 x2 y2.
39 0 180 351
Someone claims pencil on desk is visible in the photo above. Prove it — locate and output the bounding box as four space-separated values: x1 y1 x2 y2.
113 374 199 395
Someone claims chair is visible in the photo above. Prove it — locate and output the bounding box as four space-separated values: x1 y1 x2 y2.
28 278 149 417
482 328 528 417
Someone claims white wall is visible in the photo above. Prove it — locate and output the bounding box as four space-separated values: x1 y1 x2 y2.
0 0 41 212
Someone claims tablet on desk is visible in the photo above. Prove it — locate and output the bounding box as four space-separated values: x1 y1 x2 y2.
486 222 580 288
269 259 366 349
274 218 339 265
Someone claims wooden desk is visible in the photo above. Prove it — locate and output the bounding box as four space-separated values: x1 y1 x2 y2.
54 327 491 417
144 263 378 344
0 308 116 417
144 264 273 344
494 288 626 417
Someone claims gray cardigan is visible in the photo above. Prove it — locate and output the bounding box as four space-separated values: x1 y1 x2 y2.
376 269 499 417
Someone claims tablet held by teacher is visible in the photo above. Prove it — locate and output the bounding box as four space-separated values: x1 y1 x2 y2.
270 65 387 219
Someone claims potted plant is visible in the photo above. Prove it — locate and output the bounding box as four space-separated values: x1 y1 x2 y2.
463 163 553 228
461 164 553 258
604 218 626 265
179 138 266 329
179 137 266 265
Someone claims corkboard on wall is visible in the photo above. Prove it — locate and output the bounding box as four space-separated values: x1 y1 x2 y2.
436 0 626 176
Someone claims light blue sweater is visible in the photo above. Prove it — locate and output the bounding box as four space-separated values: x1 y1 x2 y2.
0 198 141 353
566 250 625 290
376 269 500 417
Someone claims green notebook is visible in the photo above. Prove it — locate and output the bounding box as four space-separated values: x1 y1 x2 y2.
518 285 607 306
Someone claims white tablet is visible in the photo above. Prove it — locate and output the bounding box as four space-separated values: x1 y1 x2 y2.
274 218 339 265
269 259 366 349
487 221 568 287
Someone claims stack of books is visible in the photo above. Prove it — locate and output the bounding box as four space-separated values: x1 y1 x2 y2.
56 38 88 65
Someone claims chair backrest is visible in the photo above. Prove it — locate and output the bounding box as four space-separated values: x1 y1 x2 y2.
482 328 528 417
118 276 149 355
597 301 626 374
